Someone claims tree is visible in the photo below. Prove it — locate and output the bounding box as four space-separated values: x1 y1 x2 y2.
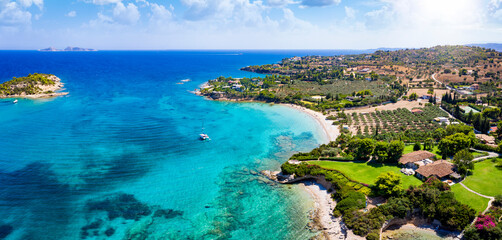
413 142 421 151
387 140 405 163
423 138 434 151
373 141 389 163
438 133 473 157
446 124 473 136
409 92 418 100
433 128 446 141
453 149 474 175
374 172 403 197
354 138 376 161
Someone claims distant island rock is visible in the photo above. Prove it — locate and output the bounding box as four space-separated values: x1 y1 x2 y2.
0 73 68 98
39 46 97 52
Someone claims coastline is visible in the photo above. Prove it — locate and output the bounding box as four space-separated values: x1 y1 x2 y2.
196 86 345 238
281 104 339 143
299 181 348 240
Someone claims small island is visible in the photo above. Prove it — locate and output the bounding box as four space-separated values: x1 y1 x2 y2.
0 73 68 98
39 46 97 52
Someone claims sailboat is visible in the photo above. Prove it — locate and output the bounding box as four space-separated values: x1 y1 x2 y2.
199 122 210 141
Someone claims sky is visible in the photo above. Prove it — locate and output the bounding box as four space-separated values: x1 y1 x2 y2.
0 0 502 49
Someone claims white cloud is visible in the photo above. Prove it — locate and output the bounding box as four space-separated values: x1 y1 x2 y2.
17 0 43 9
149 3 172 25
266 0 298 7
281 8 313 30
0 0 35 28
344 6 355 19
180 0 267 24
112 2 140 24
91 0 121 5
300 0 340 7
66 10 76 17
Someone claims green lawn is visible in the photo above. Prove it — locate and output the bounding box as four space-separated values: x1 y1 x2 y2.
462 159 502 197
403 145 486 158
451 184 490 214
403 145 442 159
471 151 487 158
307 161 423 189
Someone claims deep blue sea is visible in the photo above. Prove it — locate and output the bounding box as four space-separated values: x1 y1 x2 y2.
0 50 367 240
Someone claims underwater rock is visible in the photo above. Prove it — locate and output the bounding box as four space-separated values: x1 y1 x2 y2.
81 219 103 239
153 209 183 219
0 225 13 239
104 227 115 237
87 193 151 220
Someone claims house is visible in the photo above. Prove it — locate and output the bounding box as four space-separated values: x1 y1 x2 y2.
421 94 432 100
232 84 243 91
476 134 496 145
470 84 479 90
411 109 423 114
399 150 436 169
490 126 498 134
346 96 361 101
434 117 448 123
415 160 460 180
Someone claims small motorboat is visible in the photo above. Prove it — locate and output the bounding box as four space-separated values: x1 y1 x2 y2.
13 99 18 104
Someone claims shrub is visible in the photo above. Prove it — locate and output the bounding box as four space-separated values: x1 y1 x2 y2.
374 172 403 197
366 230 380 240
413 142 421 151
335 191 366 214
475 215 496 230
493 195 502 207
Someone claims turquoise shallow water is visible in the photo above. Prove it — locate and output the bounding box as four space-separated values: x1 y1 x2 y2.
0 50 356 239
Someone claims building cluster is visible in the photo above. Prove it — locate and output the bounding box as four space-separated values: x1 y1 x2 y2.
399 150 461 182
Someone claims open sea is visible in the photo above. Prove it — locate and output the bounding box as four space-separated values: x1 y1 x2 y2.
0 50 367 240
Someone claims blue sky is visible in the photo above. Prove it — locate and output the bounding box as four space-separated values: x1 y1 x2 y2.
1 0 502 49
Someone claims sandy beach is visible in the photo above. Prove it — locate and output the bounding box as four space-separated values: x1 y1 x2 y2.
300 181 348 240
283 104 340 142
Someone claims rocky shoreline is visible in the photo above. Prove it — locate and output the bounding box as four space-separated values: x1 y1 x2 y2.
261 170 358 240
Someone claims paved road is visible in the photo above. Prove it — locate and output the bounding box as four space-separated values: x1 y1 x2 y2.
432 73 454 90
459 182 494 199
471 148 500 161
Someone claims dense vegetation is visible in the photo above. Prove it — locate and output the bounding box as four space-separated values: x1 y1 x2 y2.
289 134 404 162
200 75 400 112
0 73 55 96
281 121 497 238
463 196 502 240
281 159 477 238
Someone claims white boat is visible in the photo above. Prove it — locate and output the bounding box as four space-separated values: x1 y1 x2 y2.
199 133 210 141
199 123 210 140
13 99 18 104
